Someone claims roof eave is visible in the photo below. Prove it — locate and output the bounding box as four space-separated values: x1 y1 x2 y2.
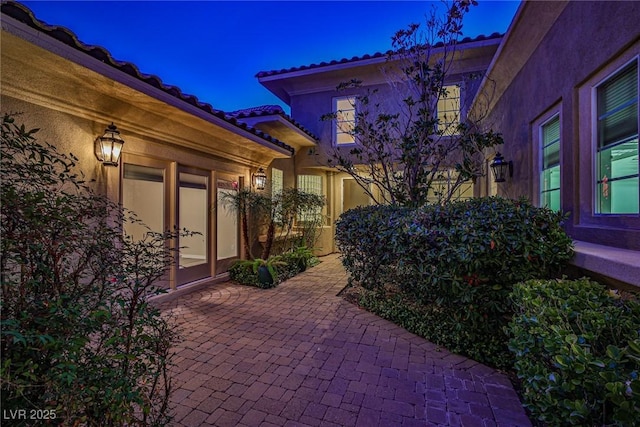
0 1 294 156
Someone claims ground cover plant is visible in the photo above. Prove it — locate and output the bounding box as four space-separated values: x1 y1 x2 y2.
1 114 183 425
337 197 574 369
229 246 319 288
508 278 640 426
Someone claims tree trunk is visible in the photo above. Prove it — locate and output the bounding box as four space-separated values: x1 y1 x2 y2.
261 220 275 259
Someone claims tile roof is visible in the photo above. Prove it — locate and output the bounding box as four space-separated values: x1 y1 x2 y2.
228 105 318 141
1 1 294 155
256 32 503 78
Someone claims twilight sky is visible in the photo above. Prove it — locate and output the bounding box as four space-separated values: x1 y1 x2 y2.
21 1 520 113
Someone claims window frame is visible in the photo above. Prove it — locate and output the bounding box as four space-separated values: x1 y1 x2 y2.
593 58 639 215
271 167 283 197
297 174 325 224
534 110 562 211
575 49 640 237
333 96 357 146
437 83 462 136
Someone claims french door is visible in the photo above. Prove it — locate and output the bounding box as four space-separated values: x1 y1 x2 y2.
122 157 241 288
215 176 240 274
177 167 212 285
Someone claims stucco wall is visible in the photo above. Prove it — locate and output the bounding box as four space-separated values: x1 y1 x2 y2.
485 1 640 250
2 96 108 195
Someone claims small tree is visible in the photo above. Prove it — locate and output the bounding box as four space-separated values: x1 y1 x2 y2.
220 187 325 260
0 114 184 425
275 188 326 252
219 187 268 259
323 0 502 207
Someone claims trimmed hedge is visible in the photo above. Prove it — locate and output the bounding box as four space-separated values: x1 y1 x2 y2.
336 196 574 367
508 278 640 426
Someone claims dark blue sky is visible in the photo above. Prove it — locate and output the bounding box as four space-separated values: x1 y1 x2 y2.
21 1 520 113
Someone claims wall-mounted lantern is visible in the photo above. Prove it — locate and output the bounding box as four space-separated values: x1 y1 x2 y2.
95 123 124 166
490 152 513 183
252 167 267 191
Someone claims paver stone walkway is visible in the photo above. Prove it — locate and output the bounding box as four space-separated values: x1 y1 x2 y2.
158 254 531 427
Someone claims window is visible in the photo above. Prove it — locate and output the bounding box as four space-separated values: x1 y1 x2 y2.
437 84 461 135
541 115 561 211
595 59 639 214
297 174 323 222
271 168 283 196
334 96 356 145
122 163 165 242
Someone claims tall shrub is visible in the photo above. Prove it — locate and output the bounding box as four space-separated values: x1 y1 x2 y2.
336 197 574 366
1 114 182 425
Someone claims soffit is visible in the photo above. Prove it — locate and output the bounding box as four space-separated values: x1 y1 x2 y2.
0 30 291 166
229 105 318 150
259 36 502 104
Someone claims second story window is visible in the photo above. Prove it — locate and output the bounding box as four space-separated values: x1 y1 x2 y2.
541 115 561 211
437 84 461 135
596 59 638 214
334 96 356 145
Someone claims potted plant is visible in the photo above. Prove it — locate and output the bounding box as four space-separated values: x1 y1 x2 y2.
232 256 286 288
286 246 316 272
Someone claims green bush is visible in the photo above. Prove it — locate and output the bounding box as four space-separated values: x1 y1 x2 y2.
358 288 511 369
336 197 574 367
335 205 413 289
1 114 182 425
229 247 319 288
508 278 640 426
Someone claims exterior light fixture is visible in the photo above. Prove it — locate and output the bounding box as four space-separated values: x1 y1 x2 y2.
95 123 124 166
490 152 513 183
252 167 267 191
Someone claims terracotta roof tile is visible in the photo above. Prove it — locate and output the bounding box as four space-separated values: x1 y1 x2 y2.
1 1 294 155
256 32 502 78
228 105 319 141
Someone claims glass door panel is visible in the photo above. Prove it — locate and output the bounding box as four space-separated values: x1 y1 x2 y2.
216 179 239 274
122 163 168 288
178 170 211 285
123 164 165 239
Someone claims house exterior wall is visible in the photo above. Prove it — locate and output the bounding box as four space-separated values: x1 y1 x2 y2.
1 8 293 292
272 44 499 253
483 1 639 251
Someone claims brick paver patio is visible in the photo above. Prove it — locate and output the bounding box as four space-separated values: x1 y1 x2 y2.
158 254 531 427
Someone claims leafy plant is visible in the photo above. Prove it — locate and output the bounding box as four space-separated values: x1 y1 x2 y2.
357 287 511 369
230 247 319 288
275 188 326 253
219 187 325 260
218 187 267 259
280 246 317 272
230 256 286 288
336 196 574 367
508 278 640 426
0 114 185 425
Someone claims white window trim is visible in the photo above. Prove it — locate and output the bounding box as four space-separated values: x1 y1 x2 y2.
576 43 640 228
533 108 562 209
333 96 357 146
590 55 639 216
